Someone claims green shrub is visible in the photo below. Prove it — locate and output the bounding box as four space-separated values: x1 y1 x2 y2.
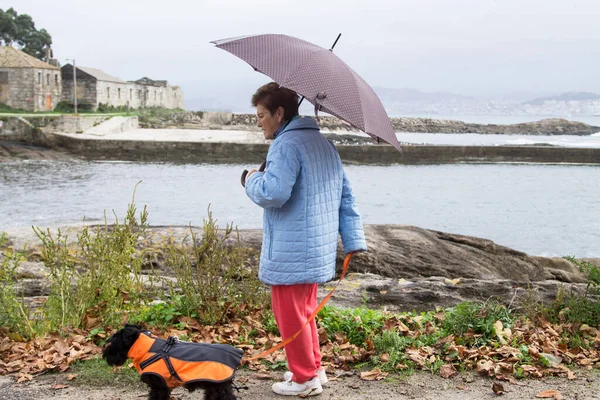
33 184 154 330
565 256 600 295
530 258 600 328
0 233 36 338
162 207 269 325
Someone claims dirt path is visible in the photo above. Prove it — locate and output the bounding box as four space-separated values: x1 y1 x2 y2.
1 369 598 400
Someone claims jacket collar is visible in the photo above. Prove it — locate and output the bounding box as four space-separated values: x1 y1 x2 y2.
273 116 319 141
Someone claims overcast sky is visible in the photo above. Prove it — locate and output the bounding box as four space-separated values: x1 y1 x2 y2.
9 0 600 104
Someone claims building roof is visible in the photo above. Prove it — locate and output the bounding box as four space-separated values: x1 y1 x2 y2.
75 66 126 83
0 46 60 70
135 77 168 87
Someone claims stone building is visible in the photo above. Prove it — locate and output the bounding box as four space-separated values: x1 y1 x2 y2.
0 46 62 111
134 77 184 109
61 65 184 111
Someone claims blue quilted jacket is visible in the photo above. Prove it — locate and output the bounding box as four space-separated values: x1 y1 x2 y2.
245 116 367 285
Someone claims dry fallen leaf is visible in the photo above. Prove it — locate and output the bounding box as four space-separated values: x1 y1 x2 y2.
349 383 360 389
252 373 274 380
16 373 33 383
440 364 458 379
66 373 78 381
493 320 512 345
360 368 388 381
50 384 69 390
492 382 504 395
536 390 564 399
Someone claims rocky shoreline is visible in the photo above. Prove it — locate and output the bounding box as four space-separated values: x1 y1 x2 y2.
142 112 600 136
3 224 598 313
2 114 600 164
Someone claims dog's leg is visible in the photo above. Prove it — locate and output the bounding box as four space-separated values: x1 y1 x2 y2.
185 381 237 400
205 382 237 400
141 375 172 400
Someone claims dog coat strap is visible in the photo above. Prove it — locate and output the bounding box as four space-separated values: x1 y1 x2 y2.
139 353 162 370
162 336 178 353
163 356 183 383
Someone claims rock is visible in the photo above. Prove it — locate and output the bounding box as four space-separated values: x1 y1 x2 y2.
130 111 600 136
2 224 593 312
339 225 586 283
321 273 588 312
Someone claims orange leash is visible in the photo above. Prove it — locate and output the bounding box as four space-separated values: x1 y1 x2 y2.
245 253 353 361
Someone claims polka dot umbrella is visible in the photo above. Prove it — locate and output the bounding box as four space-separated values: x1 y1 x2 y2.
211 33 401 151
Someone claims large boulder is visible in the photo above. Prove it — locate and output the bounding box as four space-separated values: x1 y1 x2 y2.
342 225 586 283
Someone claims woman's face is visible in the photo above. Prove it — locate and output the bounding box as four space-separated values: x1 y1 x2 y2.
256 104 284 140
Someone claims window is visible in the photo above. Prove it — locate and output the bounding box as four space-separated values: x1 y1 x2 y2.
46 74 50 85
130 89 132 100
107 87 110 99
0 72 8 84
118 88 121 99
154 91 157 101
55 74 58 85
38 72 41 84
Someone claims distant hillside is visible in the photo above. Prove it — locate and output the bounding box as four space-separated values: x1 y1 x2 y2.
374 87 472 103
526 92 600 105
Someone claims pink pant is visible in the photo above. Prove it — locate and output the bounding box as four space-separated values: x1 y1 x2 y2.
271 283 321 383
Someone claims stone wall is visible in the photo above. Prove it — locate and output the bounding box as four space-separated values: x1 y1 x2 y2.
0 68 33 110
96 80 136 109
44 115 112 134
60 79 184 111
0 67 61 112
61 66 184 111
61 77 97 110
45 134 600 165
135 84 184 109
32 68 62 111
0 117 38 141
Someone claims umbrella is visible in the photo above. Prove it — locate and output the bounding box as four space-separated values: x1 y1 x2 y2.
211 33 401 151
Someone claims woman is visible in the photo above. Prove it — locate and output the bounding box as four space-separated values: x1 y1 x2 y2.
244 82 367 397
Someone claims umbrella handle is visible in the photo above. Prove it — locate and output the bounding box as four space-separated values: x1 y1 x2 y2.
241 160 267 188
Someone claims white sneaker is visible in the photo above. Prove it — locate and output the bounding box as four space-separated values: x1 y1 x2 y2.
283 368 328 386
272 376 323 396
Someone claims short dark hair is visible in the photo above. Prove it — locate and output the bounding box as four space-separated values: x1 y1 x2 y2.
251 82 299 121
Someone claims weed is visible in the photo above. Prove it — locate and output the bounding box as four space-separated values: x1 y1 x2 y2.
162 206 269 325
442 300 513 346
70 357 141 387
33 183 154 330
318 306 385 347
0 238 36 339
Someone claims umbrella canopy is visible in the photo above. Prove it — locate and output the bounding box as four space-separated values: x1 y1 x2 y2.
212 34 401 151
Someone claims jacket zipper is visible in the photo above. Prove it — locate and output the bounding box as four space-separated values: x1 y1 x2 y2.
268 223 273 260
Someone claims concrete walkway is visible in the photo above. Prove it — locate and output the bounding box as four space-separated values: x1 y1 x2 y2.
57 128 268 144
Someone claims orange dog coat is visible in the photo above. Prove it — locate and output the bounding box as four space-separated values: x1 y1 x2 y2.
127 333 243 389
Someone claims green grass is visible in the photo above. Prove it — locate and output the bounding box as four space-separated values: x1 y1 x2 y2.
318 305 385 346
70 357 142 387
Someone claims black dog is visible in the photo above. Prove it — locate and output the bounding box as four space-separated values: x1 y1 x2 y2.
103 324 242 400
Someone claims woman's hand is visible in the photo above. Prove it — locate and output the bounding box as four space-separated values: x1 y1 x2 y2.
246 169 258 181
